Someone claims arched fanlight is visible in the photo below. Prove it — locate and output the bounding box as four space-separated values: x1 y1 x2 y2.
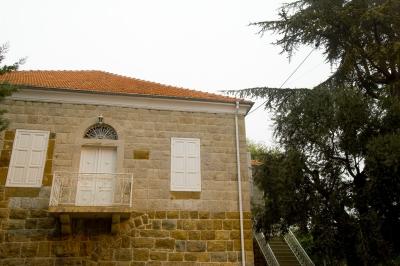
84 123 118 140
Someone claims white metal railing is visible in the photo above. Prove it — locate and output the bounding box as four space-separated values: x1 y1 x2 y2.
284 229 315 266
254 231 280 266
49 172 133 207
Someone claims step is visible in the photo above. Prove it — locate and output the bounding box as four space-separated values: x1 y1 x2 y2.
268 237 301 266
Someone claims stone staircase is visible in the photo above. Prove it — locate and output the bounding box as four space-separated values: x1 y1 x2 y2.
253 230 314 266
268 237 301 266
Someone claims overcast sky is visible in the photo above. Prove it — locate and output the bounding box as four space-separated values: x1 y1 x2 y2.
2 0 331 145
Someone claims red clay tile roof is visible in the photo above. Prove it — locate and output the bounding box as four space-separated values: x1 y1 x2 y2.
0 70 250 104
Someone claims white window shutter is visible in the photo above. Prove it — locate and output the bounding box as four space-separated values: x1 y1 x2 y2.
185 139 201 191
171 138 201 191
6 130 49 187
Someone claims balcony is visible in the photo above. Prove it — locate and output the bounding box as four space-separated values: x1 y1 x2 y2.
49 172 133 234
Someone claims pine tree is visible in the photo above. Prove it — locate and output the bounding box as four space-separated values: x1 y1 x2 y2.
233 1 400 264
0 43 25 131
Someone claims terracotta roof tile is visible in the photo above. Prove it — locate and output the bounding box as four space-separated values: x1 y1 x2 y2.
0 70 250 104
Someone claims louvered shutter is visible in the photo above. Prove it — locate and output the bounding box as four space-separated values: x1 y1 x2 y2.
171 138 201 191
6 130 49 187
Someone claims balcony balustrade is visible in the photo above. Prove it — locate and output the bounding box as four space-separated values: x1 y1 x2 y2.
49 172 133 226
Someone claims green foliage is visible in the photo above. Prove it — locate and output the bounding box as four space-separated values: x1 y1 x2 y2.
251 86 400 265
247 139 271 160
237 0 400 265
0 43 24 131
253 0 400 98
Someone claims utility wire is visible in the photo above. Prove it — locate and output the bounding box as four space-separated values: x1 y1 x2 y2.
247 48 315 115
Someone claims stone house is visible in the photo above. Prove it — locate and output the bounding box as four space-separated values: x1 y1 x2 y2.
0 70 254 265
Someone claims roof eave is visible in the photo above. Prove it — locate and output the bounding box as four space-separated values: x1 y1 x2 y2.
17 85 254 110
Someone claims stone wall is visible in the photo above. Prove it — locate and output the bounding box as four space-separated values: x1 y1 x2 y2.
1 99 251 212
0 206 253 265
0 98 254 265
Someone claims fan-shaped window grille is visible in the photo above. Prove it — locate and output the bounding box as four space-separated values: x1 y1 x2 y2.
84 123 118 140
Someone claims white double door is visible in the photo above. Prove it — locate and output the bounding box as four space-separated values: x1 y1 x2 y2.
76 146 117 206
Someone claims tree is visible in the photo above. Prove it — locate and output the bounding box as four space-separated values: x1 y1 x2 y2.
232 1 400 265
0 43 25 131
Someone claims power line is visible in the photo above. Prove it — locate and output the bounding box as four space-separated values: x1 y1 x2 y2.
247 48 315 115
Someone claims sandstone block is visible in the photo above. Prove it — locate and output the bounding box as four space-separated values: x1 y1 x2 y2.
2 141 13 150
155 211 166 219
5 230 30 242
189 211 198 219
197 252 210 262
37 218 55 229
166 211 179 219
25 258 55 266
201 231 215 240
175 240 186 252
243 212 252 219
152 220 161 229
215 231 230 240
121 236 130 248
230 230 241 240
140 230 169 238
223 220 232 230
7 219 25 230
155 238 175 250
168 252 183 261
30 198 49 209
210 251 228 262
130 263 146 266
182 220 196 230
227 241 234 251
184 252 197 261
207 240 226 251
232 220 241 230
245 239 253 251
162 220 177 230
244 219 252 230
132 211 145 218
0 243 21 258
6 188 40 198
150 251 167 261
4 131 15 141
0 208 8 218
132 248 149 261
21 242 38 257
141 214 149 225
29 209 47 218
170 230 187 240
131 238 154 248
37 242 51 257
0 167 8 185
179 211 190 219
227 251 238 262
0 258 25 266
233 240 242 251
147 262 162 266
198 211 210 219
52 242 80 257
134 217 143 228
188 230 201 240
226 212 240 219
213 220 222 230
186 241 206 252
115 248 132 261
